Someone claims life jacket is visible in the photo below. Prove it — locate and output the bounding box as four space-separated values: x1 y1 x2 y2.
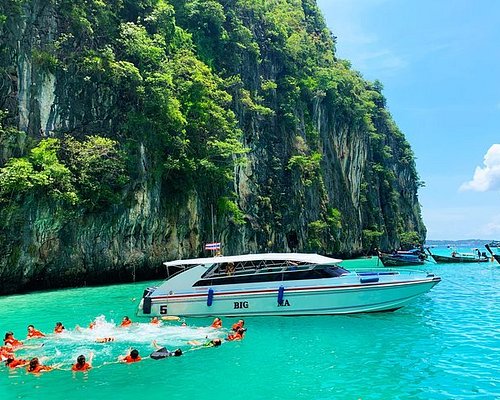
0 347 14 361
227 332 243 341
27 329 45 338
231 322 243 331
72 362 91 371
89 322 96 329
120 320 132 327
54 326 64 334
4 338 22 348
124 355 141 363
7 359 27 368
150 319 160 325
211 320 222 328
27 365 51 373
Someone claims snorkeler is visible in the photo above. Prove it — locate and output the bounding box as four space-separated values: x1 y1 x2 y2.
54 322 65 334
121 349 141 363
210 317 222 329
26 325 45 339
120 316 132 327
72 352 93 372
26 357 52 373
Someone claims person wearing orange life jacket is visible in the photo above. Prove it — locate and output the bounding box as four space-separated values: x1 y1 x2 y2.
120 316 132 327
0 346 15 361
121 349 141 363
231 319 244 332
210 317 222 329
4 332 23 349
54 322 65 334
227 328 246 342
26 325 45 339
150 317 160 325
5 356 29 369
26 357 52 373
72 353 93 372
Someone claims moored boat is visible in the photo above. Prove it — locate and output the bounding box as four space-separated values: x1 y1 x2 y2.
137 253 440 317
377 250 426 267
427 248 489 263
485 244 500 264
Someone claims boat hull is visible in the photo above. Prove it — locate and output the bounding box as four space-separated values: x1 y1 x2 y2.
379 256 425 267
138 277 441 317
431 254 489 263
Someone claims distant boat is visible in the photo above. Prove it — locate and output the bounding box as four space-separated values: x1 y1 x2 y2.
377 250 426 267
487 240 500 248
427 248 489 263
485 244 500 264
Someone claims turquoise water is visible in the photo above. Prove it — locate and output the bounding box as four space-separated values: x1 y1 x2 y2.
1 256 499 399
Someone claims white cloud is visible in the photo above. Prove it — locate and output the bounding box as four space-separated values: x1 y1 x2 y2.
460 144 500 192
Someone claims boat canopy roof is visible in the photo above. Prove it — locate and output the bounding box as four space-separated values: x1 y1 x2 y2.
163 253 341 267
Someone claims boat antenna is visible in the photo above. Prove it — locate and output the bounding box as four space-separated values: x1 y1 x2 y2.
211 203 215 244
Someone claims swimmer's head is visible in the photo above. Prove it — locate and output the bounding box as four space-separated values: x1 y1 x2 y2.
77 355 86 365
4 331 13 340
130 349 139 359
213 338 222 347
29 357 39 371
174 349 183 357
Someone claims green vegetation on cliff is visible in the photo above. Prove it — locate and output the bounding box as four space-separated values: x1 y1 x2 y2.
0 0 425 292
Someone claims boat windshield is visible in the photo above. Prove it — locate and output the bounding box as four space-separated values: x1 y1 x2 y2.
193 263 348 287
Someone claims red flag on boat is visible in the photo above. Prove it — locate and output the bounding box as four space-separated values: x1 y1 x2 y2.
205 242 221 251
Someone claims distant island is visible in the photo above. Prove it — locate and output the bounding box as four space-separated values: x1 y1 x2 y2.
426 239 497 248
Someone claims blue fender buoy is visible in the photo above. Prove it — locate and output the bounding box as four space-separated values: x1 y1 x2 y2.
278 286 285 305
207 288 214 306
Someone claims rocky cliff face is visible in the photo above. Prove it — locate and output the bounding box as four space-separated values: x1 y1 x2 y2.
0 0 425 294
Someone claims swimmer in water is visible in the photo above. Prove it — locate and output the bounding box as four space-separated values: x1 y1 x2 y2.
188 338 222 348
95 337 115 343
4 332 23 349
227 327 246 341
231 319 244 332
4 356 29 369
120 316 132 327
121 349 141 363
26 357 52 373
72 352 93 372
210 317 222 329
150 341 183 359
26 325 45 339
54 322 65 334
0 346 15 361
150 317 160 325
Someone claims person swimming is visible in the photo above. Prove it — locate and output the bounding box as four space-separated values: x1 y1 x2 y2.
26 357 52 373
150 317 160 325
120 316 132 327
26 325 45 339
4 356 28 369
4 332 22 349
72 353 93 372
150 341 183 360
95 337 115 343
227 328 246 341
210 317 222 329
122 349 141 363
0 346 15 361
54 322 65 334
231 319 244 332
188 338 222 348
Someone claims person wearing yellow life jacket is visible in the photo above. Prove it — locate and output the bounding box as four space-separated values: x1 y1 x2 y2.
26 325 45 339
72 353 93 372
54 322 65 334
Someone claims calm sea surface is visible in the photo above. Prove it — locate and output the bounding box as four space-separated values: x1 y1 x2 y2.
1 253 499 400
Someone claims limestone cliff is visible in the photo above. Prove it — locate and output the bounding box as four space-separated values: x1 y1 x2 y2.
0 0 425 294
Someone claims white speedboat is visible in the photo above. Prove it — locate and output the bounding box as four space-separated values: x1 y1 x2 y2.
137 253 441 317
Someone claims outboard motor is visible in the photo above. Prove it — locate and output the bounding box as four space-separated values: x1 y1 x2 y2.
142 287 156 315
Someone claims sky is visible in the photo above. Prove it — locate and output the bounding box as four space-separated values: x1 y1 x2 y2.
317 0 500 240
